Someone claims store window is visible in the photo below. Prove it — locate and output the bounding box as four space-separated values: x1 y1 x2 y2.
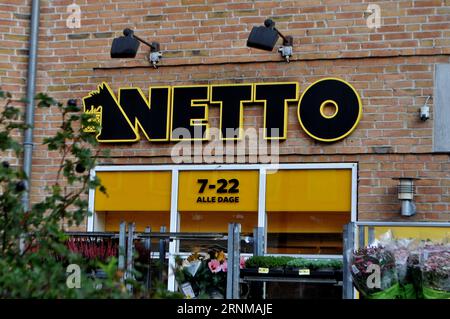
177 170 258 252
94 171 171 232
266 169 352 255
90 164 357 295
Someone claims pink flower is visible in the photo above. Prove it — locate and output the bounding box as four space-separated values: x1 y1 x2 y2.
240 257 246 269
221 261 228 273
208 259 222 273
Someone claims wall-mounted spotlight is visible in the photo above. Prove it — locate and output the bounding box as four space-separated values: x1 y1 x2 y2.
420 96 431 121
393 177 419 217
247 19 293 62
111 28 162 68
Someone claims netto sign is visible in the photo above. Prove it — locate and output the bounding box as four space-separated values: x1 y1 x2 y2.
82 78 362 143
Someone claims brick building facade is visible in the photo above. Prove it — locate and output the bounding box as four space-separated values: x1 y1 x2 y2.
1 0 450 234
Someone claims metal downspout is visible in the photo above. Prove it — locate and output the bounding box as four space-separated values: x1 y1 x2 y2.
22 0 40 210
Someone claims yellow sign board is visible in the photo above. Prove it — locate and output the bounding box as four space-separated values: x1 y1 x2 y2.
266 169 352 212
95 171 172 211
178 170 259 212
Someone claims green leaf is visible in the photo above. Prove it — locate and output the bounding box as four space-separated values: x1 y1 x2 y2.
3 106 20 120
35 93 57 108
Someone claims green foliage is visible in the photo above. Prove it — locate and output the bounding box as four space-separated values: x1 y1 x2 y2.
150 282 184 299
286 258 343 270
0 89 159 298
0 95 27 156
245 256 296 269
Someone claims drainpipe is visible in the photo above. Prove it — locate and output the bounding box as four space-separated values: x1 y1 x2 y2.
22 0 40 210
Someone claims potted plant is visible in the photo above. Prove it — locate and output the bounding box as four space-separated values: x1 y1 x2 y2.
285 258 342 278
66 237 118 278
351 245 402 299
421 245 450 299
242 256 295 276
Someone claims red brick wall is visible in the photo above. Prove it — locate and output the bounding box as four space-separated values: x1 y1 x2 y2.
38 0 450 71
1 1 449 226
0 0 31 166
0 0 30 96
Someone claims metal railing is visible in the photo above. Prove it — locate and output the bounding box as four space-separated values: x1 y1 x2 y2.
65 222 252 298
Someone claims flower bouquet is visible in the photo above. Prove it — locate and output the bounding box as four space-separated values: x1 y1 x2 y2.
378 231 418 299
351 245 402 299
175 250 241 298
406 250 423 298
421 244 450 299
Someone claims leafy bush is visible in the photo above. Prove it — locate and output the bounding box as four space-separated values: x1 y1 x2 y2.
245 256 296 269
0 89 152 298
